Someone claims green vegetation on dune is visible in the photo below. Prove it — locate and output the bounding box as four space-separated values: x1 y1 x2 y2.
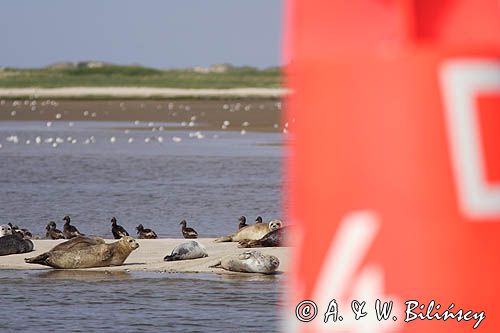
0 63 282 89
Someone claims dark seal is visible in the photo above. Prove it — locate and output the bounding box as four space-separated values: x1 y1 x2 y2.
0 234 34 256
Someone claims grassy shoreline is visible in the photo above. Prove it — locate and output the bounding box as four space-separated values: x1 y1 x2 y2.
0 65 282 89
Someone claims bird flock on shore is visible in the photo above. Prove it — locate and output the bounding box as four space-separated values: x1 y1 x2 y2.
0 215 267 241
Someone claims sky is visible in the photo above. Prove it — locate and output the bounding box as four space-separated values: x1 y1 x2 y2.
0 0 283 69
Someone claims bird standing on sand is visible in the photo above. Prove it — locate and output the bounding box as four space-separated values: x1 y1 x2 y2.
63 216 84 239
179 220 198 239
111 217 129 239
136 224 157 239
45 221 65 240
238 216 248 229
255 216 263 224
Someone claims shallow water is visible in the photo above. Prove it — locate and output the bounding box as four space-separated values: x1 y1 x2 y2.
0 270 284 332
0 120 285 332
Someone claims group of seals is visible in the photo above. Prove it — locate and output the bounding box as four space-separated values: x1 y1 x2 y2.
25 236 139 269
214 220 282 243
238 226 288 248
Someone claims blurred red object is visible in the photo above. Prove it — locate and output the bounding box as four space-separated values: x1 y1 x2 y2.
284 0 500 332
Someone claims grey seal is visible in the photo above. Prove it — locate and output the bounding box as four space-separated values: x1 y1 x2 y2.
0 234 34 256
210 250 279 274
163 240 208 261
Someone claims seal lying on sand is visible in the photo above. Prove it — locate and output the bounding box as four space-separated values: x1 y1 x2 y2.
0 234 34 256
214 220 282 243
164 241 208 261
210 250 279 274
25 236 139 269
238 226 288 248
0 224 12 237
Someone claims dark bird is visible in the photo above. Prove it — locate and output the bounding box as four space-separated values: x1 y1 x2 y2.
179 220 198 239
111 217 129 239
255 216 263 224
8 223 33 239
45 221 65 240
136 224 157 239
62 216 84 239
238 216 248 229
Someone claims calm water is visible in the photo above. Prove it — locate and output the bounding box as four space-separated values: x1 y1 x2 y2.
0 121 285 332
0 270 284 333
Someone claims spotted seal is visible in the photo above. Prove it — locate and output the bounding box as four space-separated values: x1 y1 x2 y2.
210 250 279 274
214 220 282 243
0 234 34 256
163 240 208 261
25 236 139 269
0 224 12 237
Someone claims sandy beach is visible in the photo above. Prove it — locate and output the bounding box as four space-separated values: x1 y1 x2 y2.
0 87 288 98
0 238 289 274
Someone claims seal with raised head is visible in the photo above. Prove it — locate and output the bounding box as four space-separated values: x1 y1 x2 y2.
214 220 282 243
0 224 12 237
0 234 34 256
163 240 208 261
210 250 279 274
238 226 288 248
25 236 139 269
45 221 65 240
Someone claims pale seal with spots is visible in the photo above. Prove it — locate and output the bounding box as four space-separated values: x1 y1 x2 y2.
0 224 12 237
163 240 208 261
25 236 139 269
210 250 280 274
214 220 283 243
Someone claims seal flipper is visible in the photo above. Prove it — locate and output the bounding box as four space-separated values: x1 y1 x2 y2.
25 253 51 266
208 260 222 268
213 236 232 243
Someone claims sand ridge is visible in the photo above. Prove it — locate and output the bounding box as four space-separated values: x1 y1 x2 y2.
0 238 289 275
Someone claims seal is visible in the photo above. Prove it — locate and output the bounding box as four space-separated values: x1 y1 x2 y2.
238 226 288 248
238 216 248 229
111 217 129 239
0 234 34 256
136 224 157 239
25 236 139 269
210 250 279 274
45 221 65 240
214 220 282 243
62 216 84 239
179 220 198 239
0 224 12 237
163 240 208 261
